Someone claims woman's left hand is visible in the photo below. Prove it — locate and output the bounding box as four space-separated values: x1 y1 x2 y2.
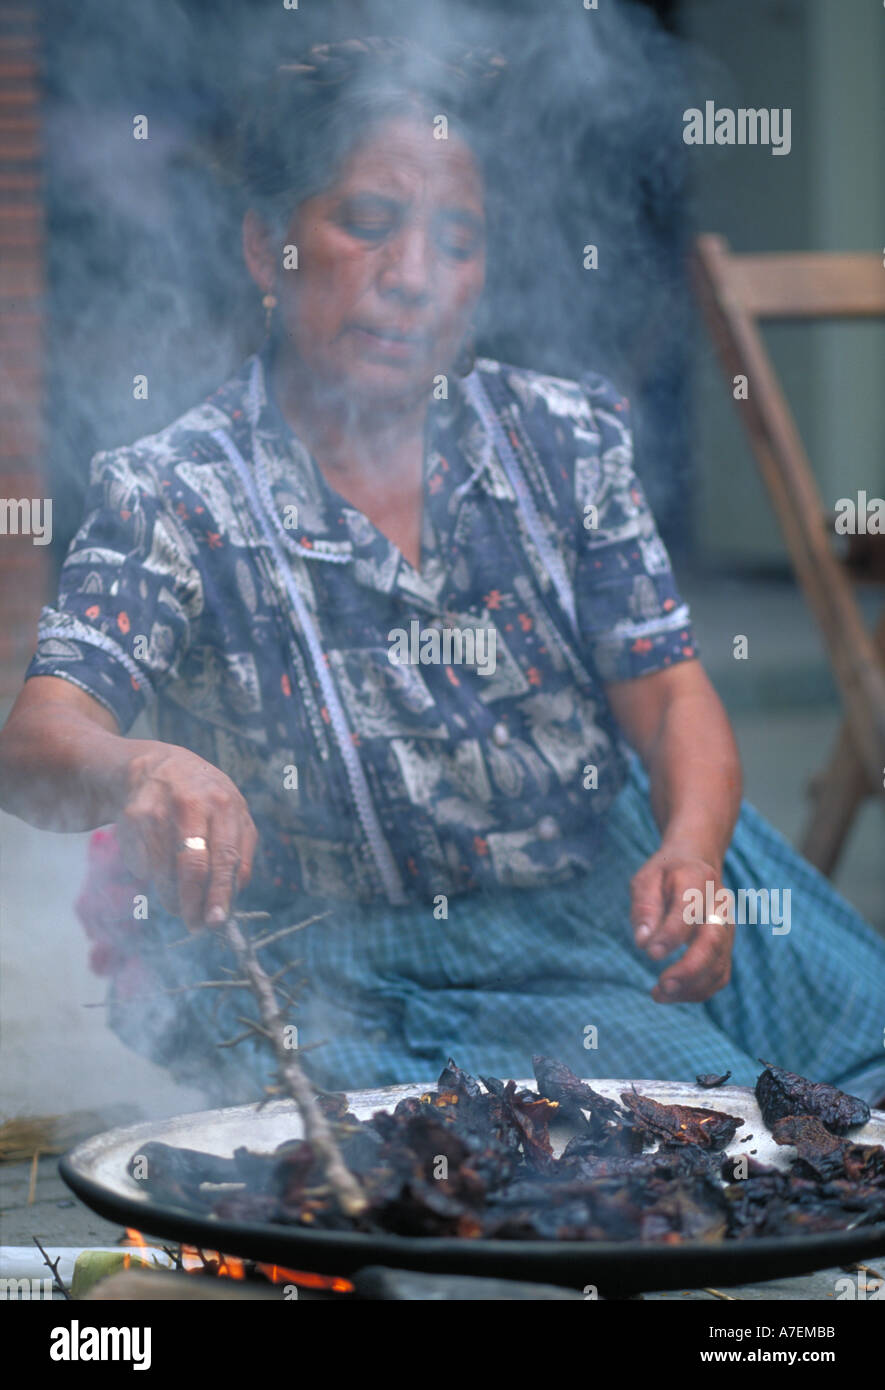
629 844 734 1003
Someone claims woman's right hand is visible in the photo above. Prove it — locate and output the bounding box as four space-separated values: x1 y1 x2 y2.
0 679 258 931
118 743 259 931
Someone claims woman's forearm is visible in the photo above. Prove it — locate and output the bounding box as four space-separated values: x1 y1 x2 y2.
0 688 140 831
644 682 743 872
606 662 743 872
0 677 259 927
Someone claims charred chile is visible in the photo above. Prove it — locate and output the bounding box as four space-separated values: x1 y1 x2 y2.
755 1060 870 1134
126 1057 884 1244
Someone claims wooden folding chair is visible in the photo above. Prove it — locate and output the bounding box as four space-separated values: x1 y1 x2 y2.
692 234 885 876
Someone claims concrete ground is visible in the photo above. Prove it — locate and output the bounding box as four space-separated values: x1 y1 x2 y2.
1 571 883 1297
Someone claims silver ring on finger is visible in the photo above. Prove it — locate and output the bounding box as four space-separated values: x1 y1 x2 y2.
178 836 209 853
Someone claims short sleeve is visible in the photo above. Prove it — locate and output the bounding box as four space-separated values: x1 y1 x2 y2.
574 374 699 683
24 447 203 733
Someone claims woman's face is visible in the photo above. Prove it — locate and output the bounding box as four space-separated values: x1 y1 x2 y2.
247 115 487 408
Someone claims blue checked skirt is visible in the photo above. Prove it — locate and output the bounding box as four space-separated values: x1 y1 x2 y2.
110 750 885 1108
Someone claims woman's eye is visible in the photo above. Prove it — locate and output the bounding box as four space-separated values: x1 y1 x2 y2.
438 236 478 261
436 218 483 261
343 219 392 240
338 199 398 240
335 201 483 257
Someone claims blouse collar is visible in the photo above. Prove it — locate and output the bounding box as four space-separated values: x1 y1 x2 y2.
223 346 495 608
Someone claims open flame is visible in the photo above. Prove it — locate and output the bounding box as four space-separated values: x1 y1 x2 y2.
121 1228 353 1293
256 1265 353 1293
121 1226 150 1271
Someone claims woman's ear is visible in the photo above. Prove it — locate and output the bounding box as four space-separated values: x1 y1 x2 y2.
242 209 275 294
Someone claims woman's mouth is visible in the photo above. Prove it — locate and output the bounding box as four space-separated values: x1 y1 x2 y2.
350 324 426 359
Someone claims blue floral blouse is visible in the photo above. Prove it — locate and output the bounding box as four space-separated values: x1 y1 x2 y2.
25 349 698 908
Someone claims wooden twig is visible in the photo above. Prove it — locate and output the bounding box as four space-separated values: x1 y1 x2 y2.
86 977 249 1008
269 960 303 984
272 988 302 1011
251 910 331 951
27 1148 39 1204
162 978 250 995
153 907 327 958
234 1014 273 1041
216 1028 257 1050
32 1235 72 1300
223 914 367 1218
165 910 269 952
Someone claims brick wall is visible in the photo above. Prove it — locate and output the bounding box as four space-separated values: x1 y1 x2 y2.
0 2 46 695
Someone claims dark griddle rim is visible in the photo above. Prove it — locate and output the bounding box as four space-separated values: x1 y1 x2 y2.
59 1154 885 1295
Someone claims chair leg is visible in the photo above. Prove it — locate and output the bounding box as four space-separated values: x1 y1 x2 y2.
800 724 872 876
800 608 885 876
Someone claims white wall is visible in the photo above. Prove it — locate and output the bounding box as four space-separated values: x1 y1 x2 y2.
682 0 885 565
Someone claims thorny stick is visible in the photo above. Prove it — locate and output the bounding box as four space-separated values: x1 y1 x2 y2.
234 1013 273 1040
216 1027 258 1050
164 908 329 953
223 913 367 1219
251 910 331 951
32 1235 72 1300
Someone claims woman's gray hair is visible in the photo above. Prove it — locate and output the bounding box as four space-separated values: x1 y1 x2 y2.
234 36 507 236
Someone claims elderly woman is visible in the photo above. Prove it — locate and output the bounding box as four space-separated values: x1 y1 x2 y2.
1 39 884 1106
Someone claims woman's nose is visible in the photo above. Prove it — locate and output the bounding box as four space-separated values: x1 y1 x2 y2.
377 225 434 304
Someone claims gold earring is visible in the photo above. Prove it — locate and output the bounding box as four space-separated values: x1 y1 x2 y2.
262 292 277 336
